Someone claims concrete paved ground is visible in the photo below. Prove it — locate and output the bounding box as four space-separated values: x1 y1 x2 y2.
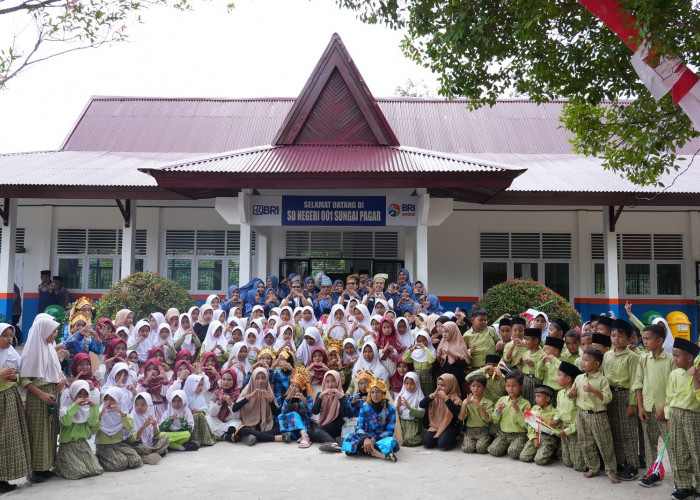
4 441 673 500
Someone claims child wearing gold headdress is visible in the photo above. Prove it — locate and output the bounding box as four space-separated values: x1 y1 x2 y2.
277 367 315 448
348 369 373 418
341 378 399 461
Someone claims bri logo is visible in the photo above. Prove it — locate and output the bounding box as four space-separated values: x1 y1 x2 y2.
253 205 279 216
388 204 401 217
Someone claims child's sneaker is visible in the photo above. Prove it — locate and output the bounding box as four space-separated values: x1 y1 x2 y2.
319 442 341 453
670 487 695 499
619 465 639 481
638 472 661 487
240 434 257 446
182 441 200 451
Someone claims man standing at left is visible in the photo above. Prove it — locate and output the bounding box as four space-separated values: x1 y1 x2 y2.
37 269 57 313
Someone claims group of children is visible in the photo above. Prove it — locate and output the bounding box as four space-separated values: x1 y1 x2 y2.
1 272 699 499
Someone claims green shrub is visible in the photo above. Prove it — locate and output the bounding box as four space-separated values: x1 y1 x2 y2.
95 272 197 321
473 279 582 328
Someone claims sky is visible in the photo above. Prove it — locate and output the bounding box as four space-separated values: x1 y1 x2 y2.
0 0 438 153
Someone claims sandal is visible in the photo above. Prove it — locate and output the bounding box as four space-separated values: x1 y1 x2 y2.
385 452 397 462
298 436 311 448
282 433 292 444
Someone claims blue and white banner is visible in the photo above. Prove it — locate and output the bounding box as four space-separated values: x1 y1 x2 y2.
250 195 417 226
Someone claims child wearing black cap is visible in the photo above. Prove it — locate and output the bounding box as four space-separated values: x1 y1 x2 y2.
596 316 613 335
570 348 620 483
665 337 700 500
519 328 544 405
603 318 639 481
488 371 531 459
504 317 526 369
633 324 675 487
591 333 611 361
548 318 570 339
466 354 505 404
535 336 564 391
553 361 585 472
519 384 558 465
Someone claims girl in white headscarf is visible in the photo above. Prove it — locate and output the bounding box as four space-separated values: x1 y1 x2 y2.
395 317 415 349
174 313 200 358
350 341 389 384
652 317 676 353
394 372 426 447
128 319 152 363
349 304 372 342
94 386 142 471
148 312 166 345
0 323 31 489
54 380 103 479
295 326 325 365
224 342 250 389
101 361 136 411
183 374 219 446
244 328 262 364
153 323 176 366
128 392 170 461
274 325 296 352
159 389 197 451
21 316 65 480
325 304 350 341
299 306 318 333
526 309 551 342
201 320 230 365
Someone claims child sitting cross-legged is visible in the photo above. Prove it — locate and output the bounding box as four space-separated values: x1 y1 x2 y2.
519 385 558 465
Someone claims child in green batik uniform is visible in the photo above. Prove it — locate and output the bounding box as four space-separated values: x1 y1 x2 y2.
459 375 493 454
488 371 531 459
535 336 564 391
519 384 558 465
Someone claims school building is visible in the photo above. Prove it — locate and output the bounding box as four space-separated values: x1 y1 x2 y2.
1 34 699 340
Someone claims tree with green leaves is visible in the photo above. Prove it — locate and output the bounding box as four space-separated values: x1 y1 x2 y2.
0 0 232 90
337 0 700 186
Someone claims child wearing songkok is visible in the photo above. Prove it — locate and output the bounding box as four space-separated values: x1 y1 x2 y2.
553 361 585 472
341 378 399 462
519 385 558 465
596 315 613 335
591 333 611 356
504 317 527 368
496 318 512 354
603 318 639 481
394 372 425 447
463 309 500 369
548 318 569 338
459 374 493 454
466 354 506 404
535 336 564 391
664 338 700 500
561 330 581 364
402 331 436 394
420 373 462 451
158 389 198 451
488 371 531 459
519 328 544 405
128 392 170 464
633 324 675 487
571 348 619 483
54 380 103 479
95 387 142 471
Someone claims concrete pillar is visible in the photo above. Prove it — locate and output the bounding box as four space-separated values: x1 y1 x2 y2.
120 200 138 279
238 190 252 284
403 227 416 278
0 199 17 323
415 192 430 288
255 229 268 279
602 208 620 318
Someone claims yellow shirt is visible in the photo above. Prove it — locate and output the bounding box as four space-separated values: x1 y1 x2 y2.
492 395 531 433
466 367 505 403
555 387 578 435
561 349 580 365
519 348 544 376
534 356 562 391
664 367 700 418
574 370 612 412
526 404 558 440
631 350 674 412
603 347 639 405
463 326 499 368
462 397 494 428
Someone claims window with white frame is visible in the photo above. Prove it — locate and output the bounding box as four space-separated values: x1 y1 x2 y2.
591 233 683 296
0 227 26 253
56 229 147 290
480 232 572 299
165 230 254 292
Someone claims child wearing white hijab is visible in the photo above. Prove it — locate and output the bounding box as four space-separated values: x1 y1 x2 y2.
395 372 426 447
54 380 103 479
95 386 142 472
295 327 325 365
128 392 170 464
159 389 198 451
153 323 176 366
20 315 65 482
224 342 250 389
325 304 350 341
201 320 230 365
347 341 389 396
0 323 30 492
183 374 219 446
174 313 200 357
127 319 153 363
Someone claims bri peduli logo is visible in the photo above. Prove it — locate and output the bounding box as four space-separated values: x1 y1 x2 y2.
253 205 279 216
388 203 416 217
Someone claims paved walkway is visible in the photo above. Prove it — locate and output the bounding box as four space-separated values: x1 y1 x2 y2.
5 441 672 499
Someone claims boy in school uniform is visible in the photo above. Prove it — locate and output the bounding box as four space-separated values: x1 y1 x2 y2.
496 318 512 353
596 316 613 336
575 333 592 370
535 336 564 391
548 318 569 339
519 384 559 465
459 374 494 454
552 361 585 472
570 348 620 483
504 318 527 369
561 330 581 365
665 338 700 500
603 318 640 481
634 323 675 488
519 328 544 405
463 308 500 369
488 371 531 459
466 354 505 404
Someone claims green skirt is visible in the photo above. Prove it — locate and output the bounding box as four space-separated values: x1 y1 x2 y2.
399 418 424 447
0 387 31 480
130 434 170 457
191 412 219 446
95 442 142 472
25 383 59 472
54 440 103 480
161 431 190 449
